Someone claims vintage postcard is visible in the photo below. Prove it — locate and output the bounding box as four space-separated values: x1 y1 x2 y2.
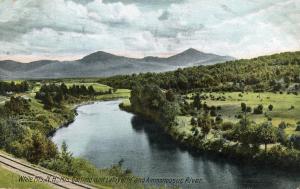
0 0 299 189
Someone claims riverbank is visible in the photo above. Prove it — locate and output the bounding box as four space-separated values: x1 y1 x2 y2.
0 85 149 189
48 89 131 136
119 100 300 172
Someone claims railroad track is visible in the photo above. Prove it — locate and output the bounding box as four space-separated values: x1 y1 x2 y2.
0 153 96 189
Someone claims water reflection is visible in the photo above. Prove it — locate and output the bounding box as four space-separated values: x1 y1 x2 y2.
52 100 300 189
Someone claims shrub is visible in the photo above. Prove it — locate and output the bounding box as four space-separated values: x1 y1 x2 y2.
191 117 198 126
210 109 217 117
253 104 264 114
241 102 247 112
215 115 223 124
237 114 243 119
221 122 234 131
268 104 274 111
278 121 287 129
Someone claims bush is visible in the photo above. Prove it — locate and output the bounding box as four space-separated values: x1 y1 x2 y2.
210 109 217 117
253 104 264 114
268 104 274 111
279 121 287 129
215 115 223 124
236 114 243 119
191 117 197 126
221 122 234 131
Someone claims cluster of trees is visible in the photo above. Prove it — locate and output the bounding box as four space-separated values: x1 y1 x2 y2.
240 103 274 115
191 114 214 139
180 93 221 118
226 121 278 152
130 84 181 126
0 118 57 163
40 141 137 186
0 81 29 95
98 51 300 93
35 83 97 109
3 96 30 115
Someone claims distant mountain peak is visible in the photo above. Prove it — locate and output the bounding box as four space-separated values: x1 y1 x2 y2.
80 51 121 63
177 48 206 56
0 48 235 79
185 48 201 53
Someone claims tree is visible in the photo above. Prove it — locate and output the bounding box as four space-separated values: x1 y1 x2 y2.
54 92 64 105
241 102 247 112
4 97 30 115
198 115 212 139
88 86 95 95
191 117 198 126
60 83 68 95
240 103 251 127
255 122 278 152
268 104 274 111
28 132 57 163
193 93 202 110
43 93 54 109
210 109 217 117
191 127 199 137
253 104 264 114
166 90 175 102
61 141 73 163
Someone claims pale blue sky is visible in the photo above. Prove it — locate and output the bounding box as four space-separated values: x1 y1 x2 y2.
0 0 299 62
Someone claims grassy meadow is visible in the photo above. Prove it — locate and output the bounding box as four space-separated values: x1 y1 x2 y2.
184 92 300 136
0 165 52 189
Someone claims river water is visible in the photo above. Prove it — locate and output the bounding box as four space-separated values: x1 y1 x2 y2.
52 100 300 189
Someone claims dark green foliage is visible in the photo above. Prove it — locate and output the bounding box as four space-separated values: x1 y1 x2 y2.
221 122 234 131
98 51 300 93
166 89 176 102
197 115 212 138
27 131 58 163
0 81 29 95
192 93 202 110
256 122 278 152
0 118 58 163
215 115 223 124
246 106 252 113
278 121 287 129
227 122 257 147
241 102 246 112
210 109 217 117
290 105 295 110
191 117 198 126
253 104 264 114
4 96 30 115
40 142 136 184
130 83 180 126
268 104 274 111
35 83 100 109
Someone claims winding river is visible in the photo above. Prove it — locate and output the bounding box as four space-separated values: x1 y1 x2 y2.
52 100 300 189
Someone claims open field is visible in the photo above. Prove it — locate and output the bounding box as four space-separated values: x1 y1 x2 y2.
64 82 111 92
186 92 300 136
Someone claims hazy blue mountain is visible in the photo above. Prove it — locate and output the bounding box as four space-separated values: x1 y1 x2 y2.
0 49 234 79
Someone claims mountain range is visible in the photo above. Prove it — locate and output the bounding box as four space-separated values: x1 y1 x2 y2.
0 48 234 80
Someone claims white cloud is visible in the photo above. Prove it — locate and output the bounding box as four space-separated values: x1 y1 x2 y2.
0 0 299 61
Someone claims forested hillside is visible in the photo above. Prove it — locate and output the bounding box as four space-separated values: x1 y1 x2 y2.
99 51 300 93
